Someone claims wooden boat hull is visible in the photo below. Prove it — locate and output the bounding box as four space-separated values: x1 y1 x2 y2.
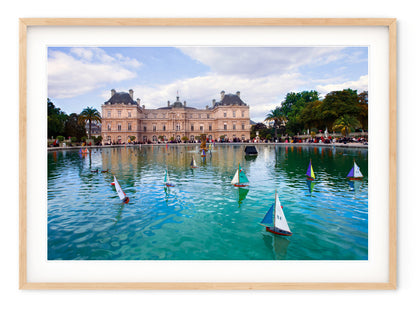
165 183 175 187
306 177 314 181
348 177 363 181
266 227 292 236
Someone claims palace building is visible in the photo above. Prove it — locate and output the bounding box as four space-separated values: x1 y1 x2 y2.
101 89 250 144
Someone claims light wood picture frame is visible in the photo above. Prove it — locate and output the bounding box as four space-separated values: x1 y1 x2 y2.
19 18 397 290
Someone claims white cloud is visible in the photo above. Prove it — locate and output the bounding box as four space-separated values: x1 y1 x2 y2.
48 48 140 99
123 72 304 122
179 47 345 77
316 75 368 95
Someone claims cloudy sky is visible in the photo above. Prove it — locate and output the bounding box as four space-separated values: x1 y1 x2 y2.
48 46 368 122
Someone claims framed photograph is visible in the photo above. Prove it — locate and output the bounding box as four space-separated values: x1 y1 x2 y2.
19 18 397 290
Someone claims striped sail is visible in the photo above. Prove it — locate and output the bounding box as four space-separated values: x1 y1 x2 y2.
113 176 126 201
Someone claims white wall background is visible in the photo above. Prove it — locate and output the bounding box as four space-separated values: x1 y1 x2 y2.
0 1 413 310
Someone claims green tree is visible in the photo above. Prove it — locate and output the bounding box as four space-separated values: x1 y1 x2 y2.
357 91 368 130
64 113 86 139
332 115 361 137
265 107 286 139
78 107 101 139
320 89 360 129
47 98 67 138
280 90 319 134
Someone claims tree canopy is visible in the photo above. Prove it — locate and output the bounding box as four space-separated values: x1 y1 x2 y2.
270 89 368 136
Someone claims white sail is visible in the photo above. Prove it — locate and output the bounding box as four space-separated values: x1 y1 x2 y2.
231 169 239 184
113 176 126 200
354 162 363 178
274 191 291 233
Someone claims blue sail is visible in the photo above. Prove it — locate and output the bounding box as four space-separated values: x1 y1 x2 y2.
260 204 274 227
347 167 355 178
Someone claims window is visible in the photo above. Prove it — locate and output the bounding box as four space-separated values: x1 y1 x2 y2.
117 136 121 142
191 124 194 131
107 111 111 118
224 123 227 130
118 124 121 131
143 126 147 132
163 125 166 131
242 123 245 130
233 124 236 130
209 124 212 131
242 111 245 117
242 135 245 141
207 114 210 119
176 123 180 131
107 123 111 131
200 125 203 131
152 135 157 142
128 111 132 118
153 125 156 132
199 114 202 118
233 111 236 117
224 112 227 117
143 136 147 141
118 110 121 117
190 135 194 141
128 123 132 131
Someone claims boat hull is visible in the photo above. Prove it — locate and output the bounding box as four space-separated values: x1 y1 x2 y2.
165 183 175 187
266 227 292 236
233 184 248 187
348 177 363 181
306 177 315 181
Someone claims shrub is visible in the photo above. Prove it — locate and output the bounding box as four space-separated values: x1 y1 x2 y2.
57 135 65 142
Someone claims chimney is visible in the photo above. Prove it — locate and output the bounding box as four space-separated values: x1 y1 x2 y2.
206 105 209 110
212 99 216 106
129 89 134 99
220 90 225 100
137 98 141 105
236 91 240 98
167 100 170 107
111 89 116 97
184 101 186 107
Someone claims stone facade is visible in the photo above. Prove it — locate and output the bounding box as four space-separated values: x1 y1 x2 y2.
101 90 250 144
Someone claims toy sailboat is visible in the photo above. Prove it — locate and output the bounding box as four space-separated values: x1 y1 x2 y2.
231 163 249 187
260 190 292 236
164 169 175 187
190 156 198 168
112 176 129 203
306 159 315 181
347 161 364 180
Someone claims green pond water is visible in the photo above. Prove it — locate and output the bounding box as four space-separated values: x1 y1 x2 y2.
48 144 368 260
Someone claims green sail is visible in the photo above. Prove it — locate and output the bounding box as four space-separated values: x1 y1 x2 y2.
239 168 249 184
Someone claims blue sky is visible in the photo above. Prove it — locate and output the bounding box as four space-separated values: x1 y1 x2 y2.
48 46 368 122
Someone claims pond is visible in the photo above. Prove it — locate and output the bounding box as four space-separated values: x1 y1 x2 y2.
48 144 368 260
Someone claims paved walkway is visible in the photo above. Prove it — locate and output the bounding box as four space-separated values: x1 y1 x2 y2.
48 141 368 151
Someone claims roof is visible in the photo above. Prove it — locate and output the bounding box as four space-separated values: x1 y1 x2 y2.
157 96 197 110
213 93 247 108
104 92 137 105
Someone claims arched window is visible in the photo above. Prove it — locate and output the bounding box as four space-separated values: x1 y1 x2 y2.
152 135 157 142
